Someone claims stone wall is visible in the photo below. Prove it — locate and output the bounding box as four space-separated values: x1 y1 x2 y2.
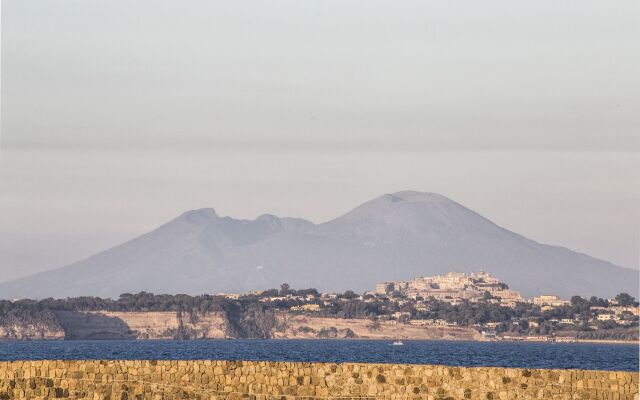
0 360 637 400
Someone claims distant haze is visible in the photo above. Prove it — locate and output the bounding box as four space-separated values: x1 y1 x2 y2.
1 0 639 284
1 191 637 299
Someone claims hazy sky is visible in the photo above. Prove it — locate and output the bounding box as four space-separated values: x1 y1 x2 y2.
1 0 639 282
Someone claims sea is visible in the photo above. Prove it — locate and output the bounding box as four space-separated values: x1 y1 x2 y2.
1 340 638 371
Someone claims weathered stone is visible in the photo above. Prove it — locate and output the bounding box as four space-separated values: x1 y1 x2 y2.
0 360 636 400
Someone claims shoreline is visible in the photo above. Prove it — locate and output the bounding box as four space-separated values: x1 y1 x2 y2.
1 337 638 345
575 338 640 345
273 336 640 345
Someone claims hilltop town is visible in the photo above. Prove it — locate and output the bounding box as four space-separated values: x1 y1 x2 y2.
367 271 638 341
1 271 638 342
374 271 524 307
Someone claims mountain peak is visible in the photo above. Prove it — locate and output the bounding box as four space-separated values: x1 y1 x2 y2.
178 208 219 225
388 190 452 203
256 213 280 222
333 190 462 224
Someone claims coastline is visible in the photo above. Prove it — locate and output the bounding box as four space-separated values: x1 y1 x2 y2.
279 337 640 345
1 336 638 345
1 310 637 343
575 338 640 345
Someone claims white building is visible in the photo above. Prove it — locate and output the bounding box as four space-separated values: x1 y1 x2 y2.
375 271 523 306
532 295 570 307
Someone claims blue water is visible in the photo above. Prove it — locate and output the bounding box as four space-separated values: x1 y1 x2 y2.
0 340 637 371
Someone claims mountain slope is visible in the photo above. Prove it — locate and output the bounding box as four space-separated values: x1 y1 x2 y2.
0 191 637 299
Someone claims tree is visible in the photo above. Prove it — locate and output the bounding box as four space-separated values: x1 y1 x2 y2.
571 296 588 307
570 296 590 313
369 319 382 331
615 293 637 307
589 296 608 307
296 288 320 297
317 327 338 338
279 283 292 296
343 328 357 338
342 290 358 300
398 314 411 323
261 289 279 298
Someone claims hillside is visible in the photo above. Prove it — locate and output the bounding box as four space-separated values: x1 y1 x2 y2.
0 191 637 299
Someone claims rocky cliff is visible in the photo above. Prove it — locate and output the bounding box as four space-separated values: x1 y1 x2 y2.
275 314 480 340
54 311 227 340
0 310 479 341
0 310 65 340
0 323 65 340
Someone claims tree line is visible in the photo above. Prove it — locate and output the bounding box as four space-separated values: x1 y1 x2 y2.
1 286 638 340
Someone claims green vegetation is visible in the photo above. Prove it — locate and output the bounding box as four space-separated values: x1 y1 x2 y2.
1 288 637 340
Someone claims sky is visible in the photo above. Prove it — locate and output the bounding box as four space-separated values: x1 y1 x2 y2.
1 0 639 282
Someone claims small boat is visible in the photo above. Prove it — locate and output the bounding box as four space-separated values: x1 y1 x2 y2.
392 340 404 346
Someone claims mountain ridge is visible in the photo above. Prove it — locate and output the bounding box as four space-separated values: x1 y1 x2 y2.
0 191 637 299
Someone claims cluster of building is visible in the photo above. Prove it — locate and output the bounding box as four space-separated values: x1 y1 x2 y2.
531 295 570 308
375 271 525 308
555 305 639 327
213 271 638 337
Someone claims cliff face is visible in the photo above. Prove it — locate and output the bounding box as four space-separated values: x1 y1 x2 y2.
275 314 481 340
0 323 65 340
55 311 227 340
2 310 479 340
0 309 66 340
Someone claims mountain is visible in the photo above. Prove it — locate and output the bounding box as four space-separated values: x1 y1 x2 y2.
0 191 637 299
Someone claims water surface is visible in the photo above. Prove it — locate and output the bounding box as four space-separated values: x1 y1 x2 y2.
1 339 637 371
